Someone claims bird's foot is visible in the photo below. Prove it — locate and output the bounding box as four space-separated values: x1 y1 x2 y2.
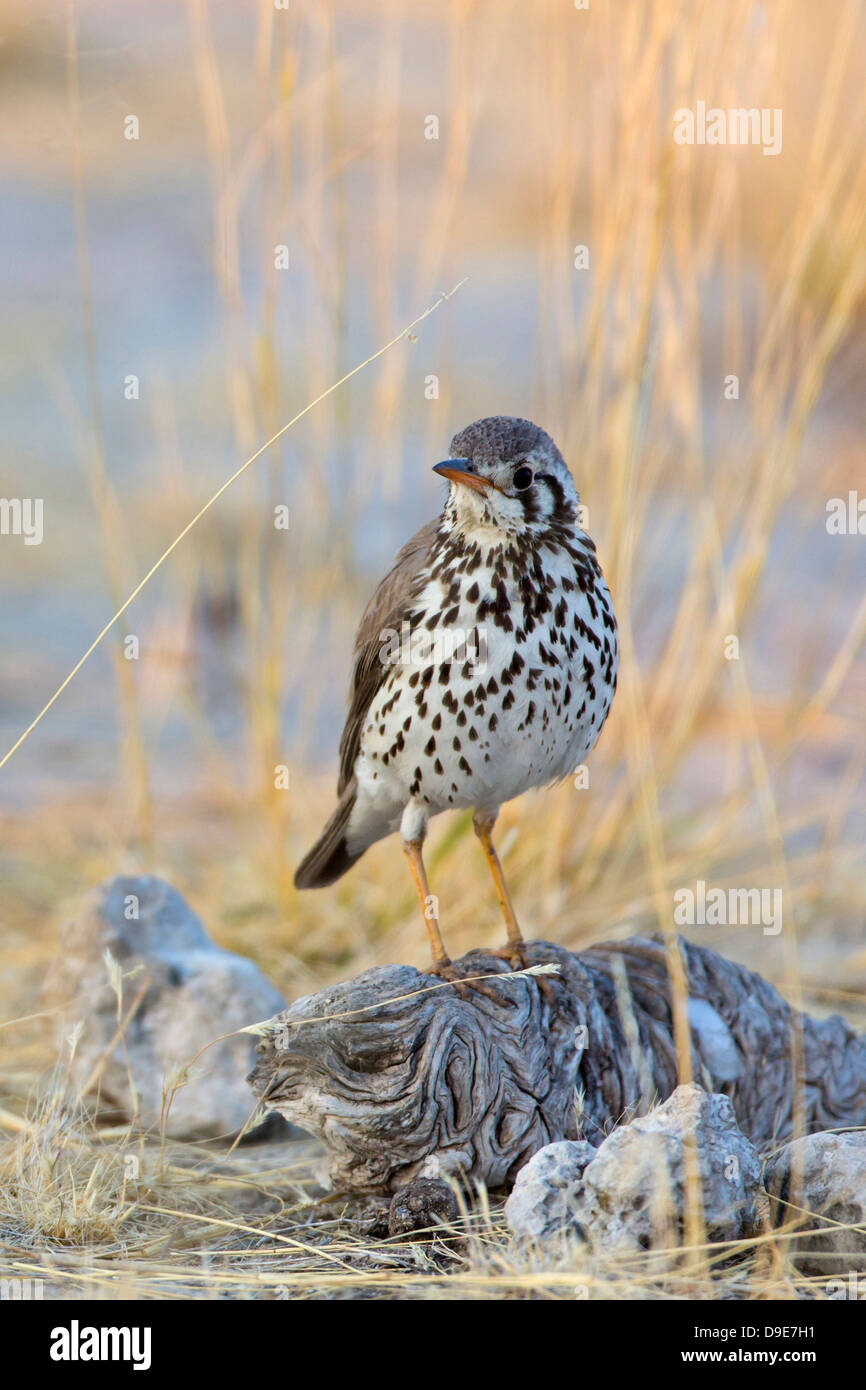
427 957 503 1004
489 941 556 1002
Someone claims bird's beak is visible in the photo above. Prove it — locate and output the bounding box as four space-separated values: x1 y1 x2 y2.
432 458 493 494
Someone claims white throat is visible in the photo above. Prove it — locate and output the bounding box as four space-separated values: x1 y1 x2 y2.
445 484 525 541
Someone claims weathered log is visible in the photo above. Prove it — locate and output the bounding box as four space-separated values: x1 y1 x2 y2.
248 936 866 1194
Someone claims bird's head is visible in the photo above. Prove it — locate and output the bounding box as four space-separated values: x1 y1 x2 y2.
433 416 579 540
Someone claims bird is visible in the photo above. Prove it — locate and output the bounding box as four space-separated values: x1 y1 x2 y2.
295 416 618 986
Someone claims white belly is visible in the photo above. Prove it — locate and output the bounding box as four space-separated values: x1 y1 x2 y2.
348 538 616 847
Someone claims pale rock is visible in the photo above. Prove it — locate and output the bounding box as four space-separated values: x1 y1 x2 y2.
505 1140 597 1242
765 1130 866 1275
47 875 288 1140
506 1085 763 1253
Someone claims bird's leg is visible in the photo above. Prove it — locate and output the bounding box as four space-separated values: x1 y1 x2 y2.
473 810 553 1000
472 810 526 965
401 809 501 1002
401 836 451 972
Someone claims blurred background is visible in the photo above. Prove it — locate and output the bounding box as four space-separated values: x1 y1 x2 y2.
1 0 865 1059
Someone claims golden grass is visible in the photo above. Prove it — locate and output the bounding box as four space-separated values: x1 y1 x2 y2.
0 1055 856 1300
1 0 865 1297
0 1047 846 1301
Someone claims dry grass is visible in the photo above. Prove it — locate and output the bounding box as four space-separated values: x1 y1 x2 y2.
1 0 865 1298
0 1055 850 1301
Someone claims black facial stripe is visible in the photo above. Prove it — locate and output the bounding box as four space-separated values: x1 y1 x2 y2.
520 486 541 523
535 472 562 498
535 472 568 513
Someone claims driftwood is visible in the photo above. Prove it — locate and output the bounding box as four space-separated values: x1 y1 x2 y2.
248 936 866 1194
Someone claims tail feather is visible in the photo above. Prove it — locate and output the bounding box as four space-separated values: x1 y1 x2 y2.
294 783 363 889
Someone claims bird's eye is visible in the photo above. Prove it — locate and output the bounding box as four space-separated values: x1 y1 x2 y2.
513 465 533 491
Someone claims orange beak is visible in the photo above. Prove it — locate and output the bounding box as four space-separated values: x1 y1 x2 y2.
432 458 493 494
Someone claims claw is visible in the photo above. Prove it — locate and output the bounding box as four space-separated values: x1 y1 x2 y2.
489 942 556 1002
428 958 503 1004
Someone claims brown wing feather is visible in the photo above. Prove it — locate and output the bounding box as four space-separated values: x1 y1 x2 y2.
336 518 439 794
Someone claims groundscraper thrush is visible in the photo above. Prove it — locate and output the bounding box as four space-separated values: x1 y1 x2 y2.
296 417 618 984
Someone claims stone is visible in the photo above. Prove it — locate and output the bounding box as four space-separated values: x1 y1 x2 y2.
505 1140 597 1242
765 1130 866 1275
506 1085 763 1253
576 1085 763 1252
46 875 288 1140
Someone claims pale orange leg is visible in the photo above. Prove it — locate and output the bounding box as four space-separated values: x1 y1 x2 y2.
402 837 450 970
473 812 525 961
402 837 501 1001
473 811 554 999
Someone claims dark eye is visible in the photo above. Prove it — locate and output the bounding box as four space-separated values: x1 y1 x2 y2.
513 465 533 491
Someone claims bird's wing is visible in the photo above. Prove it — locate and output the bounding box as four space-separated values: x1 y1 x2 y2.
337 518 440 795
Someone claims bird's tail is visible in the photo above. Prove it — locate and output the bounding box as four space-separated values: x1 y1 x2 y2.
294 783 364 889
